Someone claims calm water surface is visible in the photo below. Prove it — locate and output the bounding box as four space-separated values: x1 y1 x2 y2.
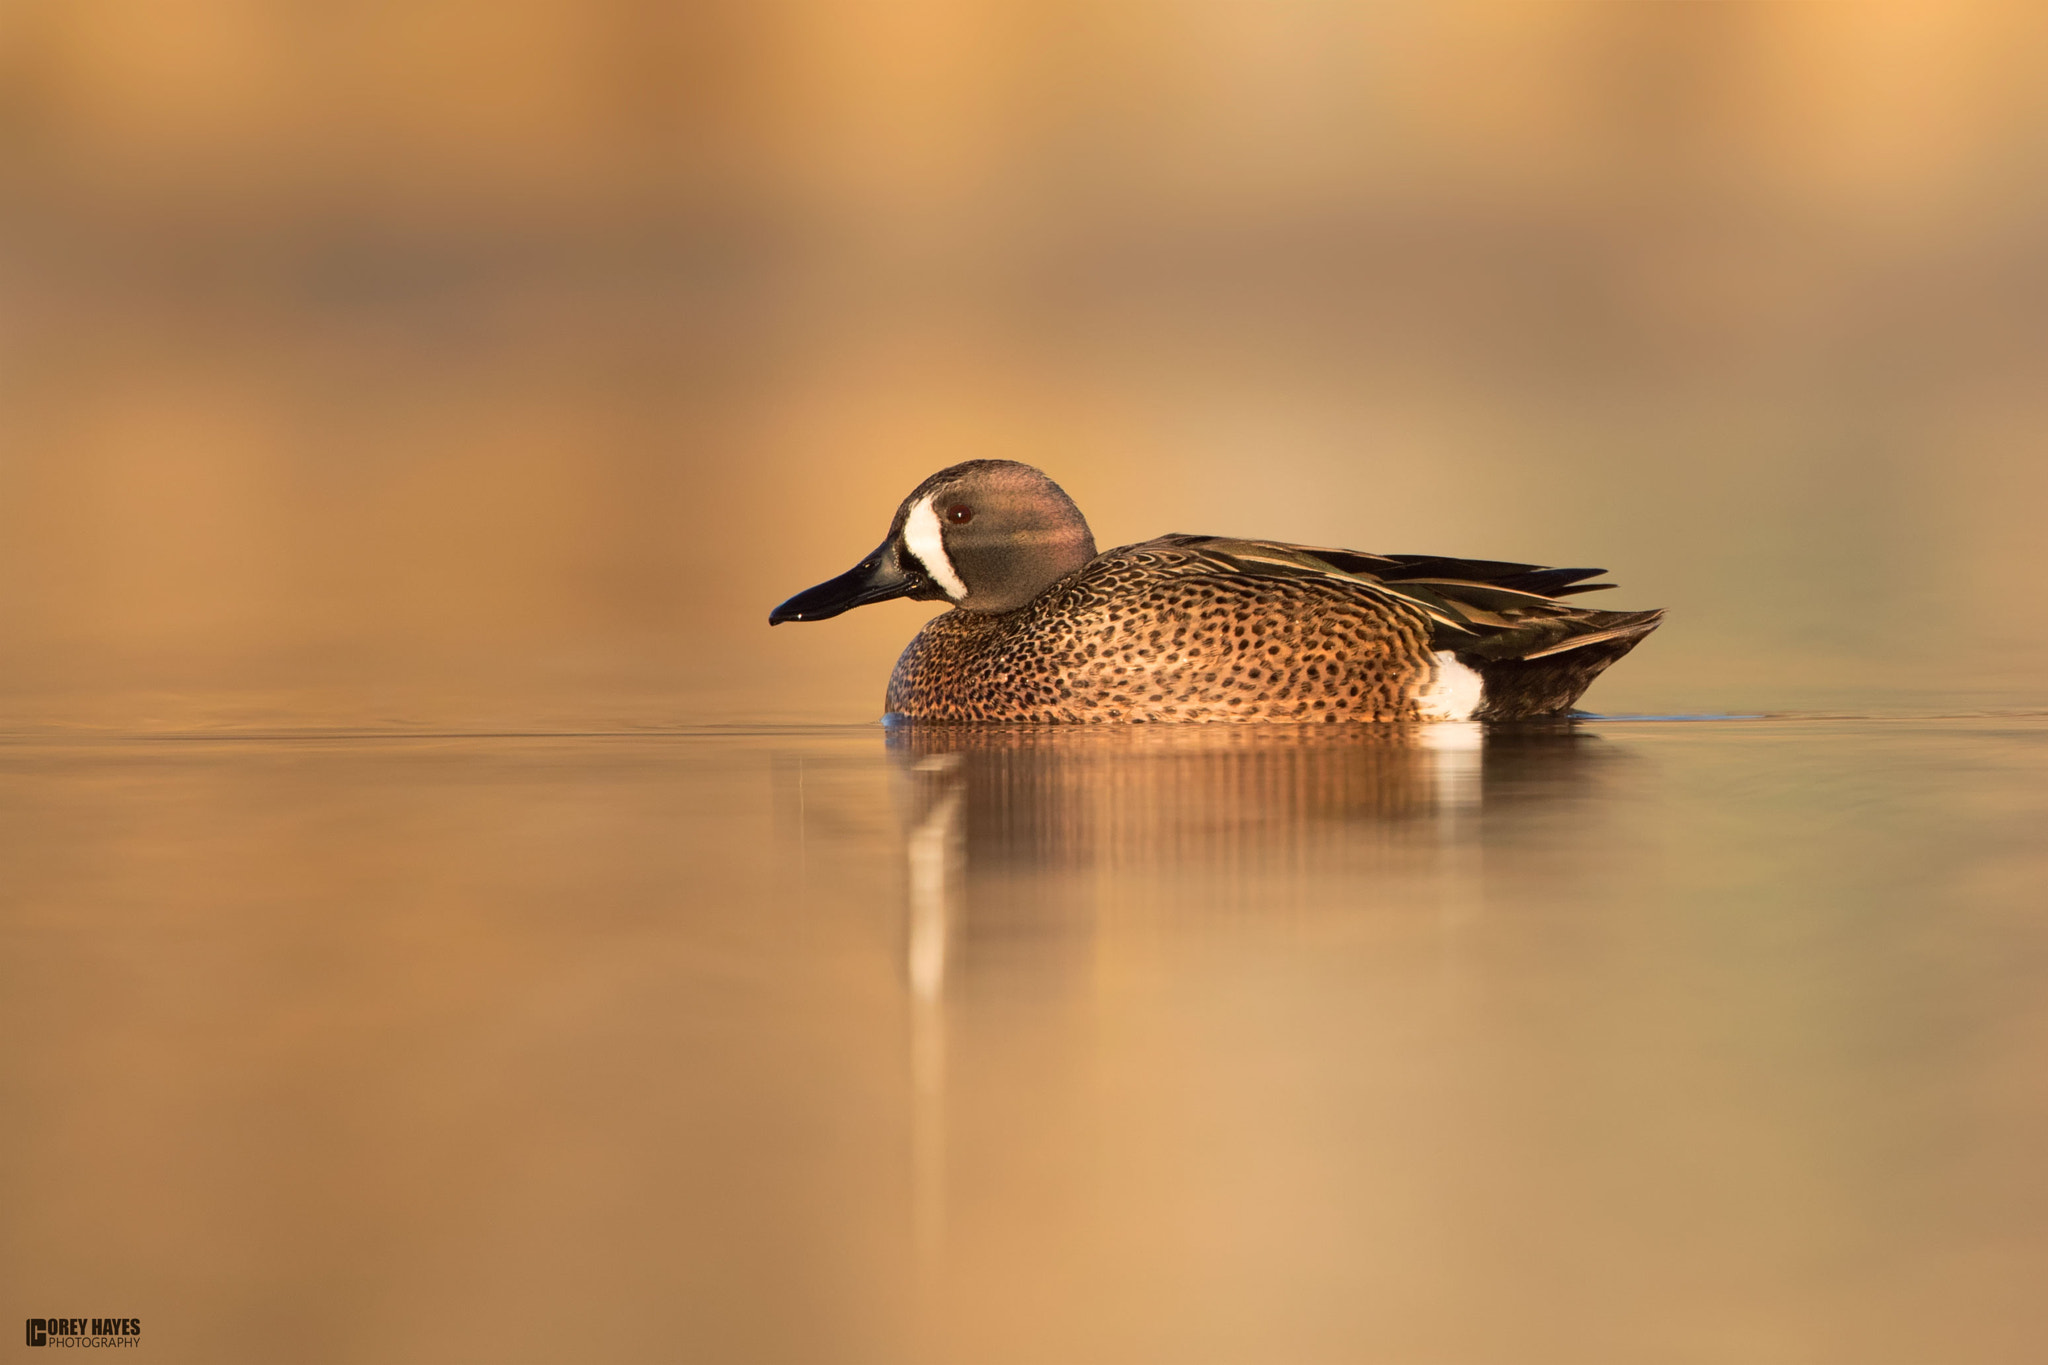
4 714 2046 1363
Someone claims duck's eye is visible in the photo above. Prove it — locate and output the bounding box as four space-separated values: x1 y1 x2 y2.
946 504 974 524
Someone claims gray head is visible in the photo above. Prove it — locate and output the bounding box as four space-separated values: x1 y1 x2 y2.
769 461 1097 623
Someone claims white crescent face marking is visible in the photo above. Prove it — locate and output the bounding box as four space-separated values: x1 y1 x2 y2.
1415 650 1484 722
901 494 967 601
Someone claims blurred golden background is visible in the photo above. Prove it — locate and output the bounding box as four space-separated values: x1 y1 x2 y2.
3 0 2045 728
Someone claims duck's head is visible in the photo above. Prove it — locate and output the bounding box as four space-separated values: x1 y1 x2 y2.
769 460 1097 624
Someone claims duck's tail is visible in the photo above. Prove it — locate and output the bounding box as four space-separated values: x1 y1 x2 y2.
1464 609 1664 720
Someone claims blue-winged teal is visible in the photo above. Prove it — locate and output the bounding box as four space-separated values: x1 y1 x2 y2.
769 460 1662 722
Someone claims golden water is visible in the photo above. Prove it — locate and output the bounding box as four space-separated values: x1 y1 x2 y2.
7 714 2045 1362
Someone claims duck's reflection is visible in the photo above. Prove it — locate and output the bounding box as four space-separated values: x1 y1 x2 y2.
882 718 1628 1016
888 720 1614 870
880 719 1612 1297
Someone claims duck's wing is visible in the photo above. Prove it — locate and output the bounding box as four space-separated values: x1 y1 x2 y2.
1332 551 1616 598
1144 535 1663 716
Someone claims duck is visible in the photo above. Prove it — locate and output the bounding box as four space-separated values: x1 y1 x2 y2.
768 460 1662 723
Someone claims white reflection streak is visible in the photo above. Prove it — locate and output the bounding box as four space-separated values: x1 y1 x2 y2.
908 760 961 1003
1420 720 1483 812
907 754 962 1282
1422 721 1484 937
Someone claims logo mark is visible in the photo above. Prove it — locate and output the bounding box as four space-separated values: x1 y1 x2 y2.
26 1320 46 1347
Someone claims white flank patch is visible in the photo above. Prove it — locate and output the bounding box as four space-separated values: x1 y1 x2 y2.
1415 650 1483 722
901 495 967 601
